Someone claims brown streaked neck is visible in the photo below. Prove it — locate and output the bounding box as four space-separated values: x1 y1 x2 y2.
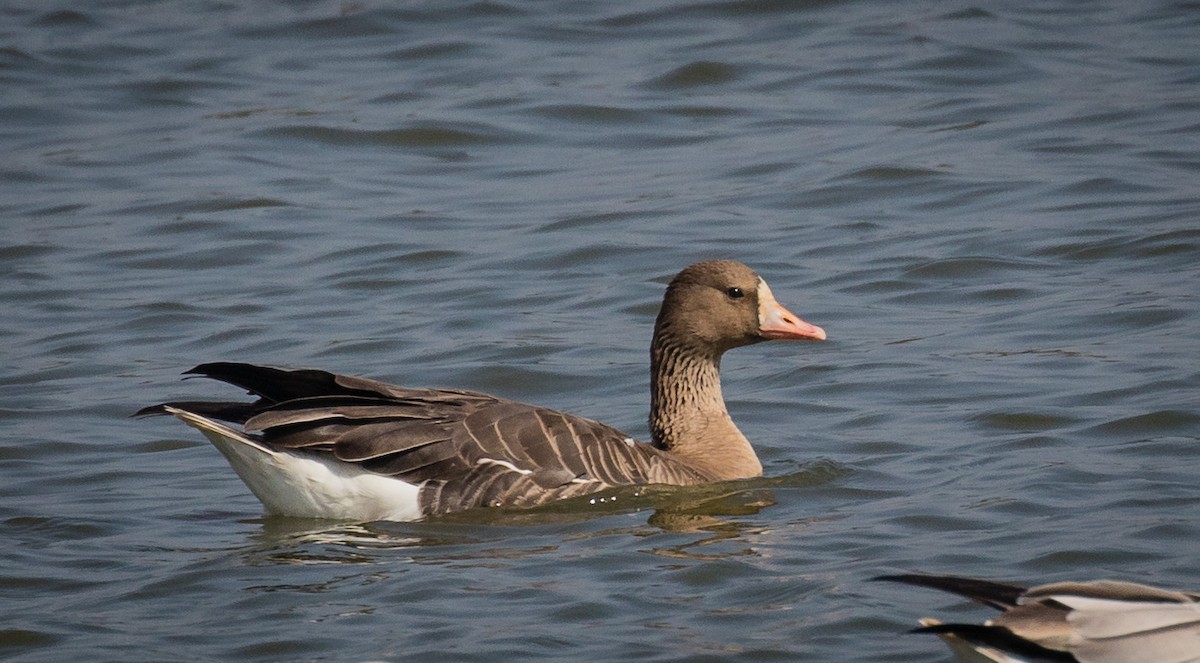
649 335 763 481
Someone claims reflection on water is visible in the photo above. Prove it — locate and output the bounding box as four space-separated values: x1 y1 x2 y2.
244 520 425 565
643 516 768 561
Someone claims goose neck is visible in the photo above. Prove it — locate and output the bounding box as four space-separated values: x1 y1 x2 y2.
648 338 762 479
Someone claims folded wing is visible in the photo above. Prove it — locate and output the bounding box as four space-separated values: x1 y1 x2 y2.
139 362 714 514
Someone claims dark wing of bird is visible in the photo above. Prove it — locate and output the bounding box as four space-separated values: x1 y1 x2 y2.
138 362 712 514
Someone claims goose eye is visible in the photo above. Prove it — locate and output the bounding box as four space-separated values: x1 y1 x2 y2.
725 287 744 299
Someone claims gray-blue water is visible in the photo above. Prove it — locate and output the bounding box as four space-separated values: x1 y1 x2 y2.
3 1 1198 661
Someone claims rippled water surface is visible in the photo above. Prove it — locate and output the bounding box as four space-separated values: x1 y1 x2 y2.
3 1 1198 661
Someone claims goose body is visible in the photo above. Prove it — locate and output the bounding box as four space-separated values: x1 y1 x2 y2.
138 260 826 520
876 573 1200 663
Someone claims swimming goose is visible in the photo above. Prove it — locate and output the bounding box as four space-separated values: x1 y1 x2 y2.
137 260 827 521
875 573 1200 663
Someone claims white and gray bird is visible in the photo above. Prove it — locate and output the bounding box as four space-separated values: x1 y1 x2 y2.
876 573 1200 663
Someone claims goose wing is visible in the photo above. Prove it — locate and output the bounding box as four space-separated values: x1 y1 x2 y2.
139 362 712 514
876 574 1200 663
1025 581 1200 663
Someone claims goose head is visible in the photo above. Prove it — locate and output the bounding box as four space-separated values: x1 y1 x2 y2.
654 259 826 357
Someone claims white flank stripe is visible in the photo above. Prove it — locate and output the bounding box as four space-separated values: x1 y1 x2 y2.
477 457 532 475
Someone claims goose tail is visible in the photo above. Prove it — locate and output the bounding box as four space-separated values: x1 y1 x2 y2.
159 406 423 521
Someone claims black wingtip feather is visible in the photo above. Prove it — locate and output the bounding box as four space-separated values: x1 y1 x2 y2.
139 362 398 424
910 623 1075 662
133 400 268 424
873 573 1027 610
183 362 343 403
133 404 169 417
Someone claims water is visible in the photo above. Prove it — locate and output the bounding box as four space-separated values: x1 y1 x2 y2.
3 1 1198 660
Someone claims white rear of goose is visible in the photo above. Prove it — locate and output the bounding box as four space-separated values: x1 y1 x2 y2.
138 260 826 521
165 407 423 521
876 573 1200 663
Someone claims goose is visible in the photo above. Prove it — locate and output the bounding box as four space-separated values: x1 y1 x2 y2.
875 573 1200 663
137 260 827 521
